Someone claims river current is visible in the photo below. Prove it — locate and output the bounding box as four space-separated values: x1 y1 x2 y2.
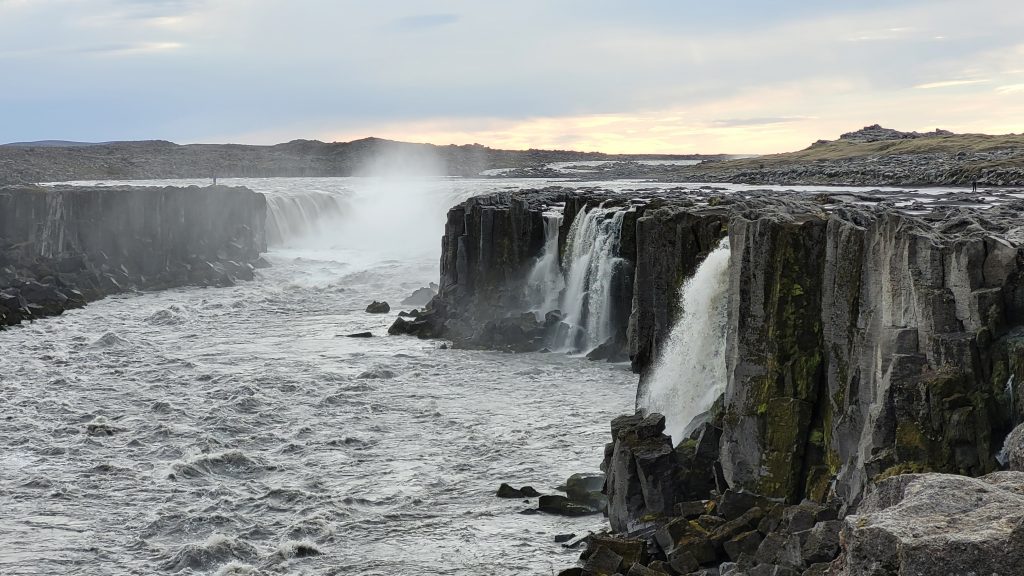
0 176 645 576
2 175 1002 575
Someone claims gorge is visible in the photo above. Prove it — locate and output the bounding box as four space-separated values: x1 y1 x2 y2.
3 171 1024 575
396 183 1024 575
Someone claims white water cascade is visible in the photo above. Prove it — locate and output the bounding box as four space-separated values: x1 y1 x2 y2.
525 212 565 320
38 192 65 258
264 191 349 246
639 238 732 445
553 204 628 353
998 375 1017 465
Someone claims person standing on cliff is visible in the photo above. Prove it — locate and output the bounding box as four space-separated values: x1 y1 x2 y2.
972 179 978 193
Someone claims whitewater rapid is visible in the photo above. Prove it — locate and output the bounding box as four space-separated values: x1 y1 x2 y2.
0 177 636 576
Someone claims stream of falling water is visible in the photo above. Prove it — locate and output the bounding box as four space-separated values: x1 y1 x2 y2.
638 239 731 445
0 177 636 576
553 204 628 354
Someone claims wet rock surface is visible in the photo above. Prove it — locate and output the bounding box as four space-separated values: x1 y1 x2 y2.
429 185 1024 508
425 184 1023 575
0 184 266 327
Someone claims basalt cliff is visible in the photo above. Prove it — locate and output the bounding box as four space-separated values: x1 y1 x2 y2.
396 186 1024 575
0 184 266 327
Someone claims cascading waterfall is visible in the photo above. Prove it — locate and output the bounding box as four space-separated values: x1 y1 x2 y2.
998 375 1017 465
264 191 349 246
553 203 627 353
38 192 65 258
638 238 732 445
524 211 565 320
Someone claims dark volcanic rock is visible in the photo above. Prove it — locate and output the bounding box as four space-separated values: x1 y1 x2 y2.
496 483 540 498
401 285 437 306
1004 423 1024 471
538 494 600 516
604 413 682 532
0 185 266 327
365 301 390 313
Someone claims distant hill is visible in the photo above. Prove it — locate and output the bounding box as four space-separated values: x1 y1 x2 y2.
0 136 720 184
644 125 1024 187
1 140 111 148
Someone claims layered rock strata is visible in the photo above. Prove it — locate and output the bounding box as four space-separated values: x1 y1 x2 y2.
0 184 266 326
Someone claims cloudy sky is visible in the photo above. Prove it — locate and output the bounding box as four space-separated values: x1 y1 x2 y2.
2 0 1023 153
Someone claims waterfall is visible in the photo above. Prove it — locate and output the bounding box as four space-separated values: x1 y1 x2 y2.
553 203 627 353
38 191 65 258
998 375 1017 466
264 191 349 246
1008 374 1016 418
525 212 565 319
638 238 731 445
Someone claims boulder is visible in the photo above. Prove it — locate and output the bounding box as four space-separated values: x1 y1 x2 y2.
754 532 804 571
723 530 762 562
605 413 682 532
718 490 771 522
582 545 624 576
496 483 540 498
401 286 436 306
798 520 841 566
1003 423 1024 471
836 472 1024 575
584 534 647 568
566 472 608 512
538 495 600 516
365 301 390 313
675 500 710 519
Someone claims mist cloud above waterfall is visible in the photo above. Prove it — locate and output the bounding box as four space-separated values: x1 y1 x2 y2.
1 0 1022 152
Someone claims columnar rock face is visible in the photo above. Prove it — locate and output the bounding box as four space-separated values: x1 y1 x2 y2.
0 184 266 326
423 186 1024 516
628 204 728 373
423 187 643 354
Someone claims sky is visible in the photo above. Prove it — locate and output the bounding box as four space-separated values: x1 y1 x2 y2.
1 0 1023 154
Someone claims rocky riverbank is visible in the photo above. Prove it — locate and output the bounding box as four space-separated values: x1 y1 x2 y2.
397 183 1024 575
0 184 266 327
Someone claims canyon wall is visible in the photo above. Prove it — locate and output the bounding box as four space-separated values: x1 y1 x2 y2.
0 184 266 326
415 187 1024 511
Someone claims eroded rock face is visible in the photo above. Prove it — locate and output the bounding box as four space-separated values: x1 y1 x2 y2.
427 186 1024 511
837 472 1024 576
0 185 266 326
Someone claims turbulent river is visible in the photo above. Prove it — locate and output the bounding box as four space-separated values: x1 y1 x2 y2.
2 175 1000 575
0 177 644 576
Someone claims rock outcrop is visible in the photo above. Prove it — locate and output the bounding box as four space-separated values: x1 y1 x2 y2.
836 472 1024 576
419 186 1024 514
0 184 266 326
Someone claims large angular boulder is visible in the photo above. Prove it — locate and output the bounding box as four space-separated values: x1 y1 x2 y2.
836 472 1024 575
1003 423 1024 472
604 413 681 532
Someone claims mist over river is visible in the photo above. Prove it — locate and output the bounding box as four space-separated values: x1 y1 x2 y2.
0 177 643 575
